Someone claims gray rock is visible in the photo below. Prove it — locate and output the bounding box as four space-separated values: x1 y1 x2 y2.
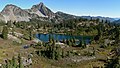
0 13 5 21
1 4 31 22
30 2 55 18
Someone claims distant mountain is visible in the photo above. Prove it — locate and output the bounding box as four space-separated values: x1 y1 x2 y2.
114 18 120 20
81 16 115 22
55 11 116 22
55 11 79 20
0 2 117 23
113 19 120 24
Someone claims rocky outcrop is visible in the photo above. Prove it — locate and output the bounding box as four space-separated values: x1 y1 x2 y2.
29 2 55 18
1 4 31 22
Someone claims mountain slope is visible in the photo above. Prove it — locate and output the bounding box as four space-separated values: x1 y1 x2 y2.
27 2 55 18
56 11 116 22
55 11 79 20
81 16 115 22
0 13 5 21
113 19 120 24
1 4 31 22
0 2 55 22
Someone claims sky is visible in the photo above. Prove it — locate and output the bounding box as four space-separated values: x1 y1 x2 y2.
0 0 119 18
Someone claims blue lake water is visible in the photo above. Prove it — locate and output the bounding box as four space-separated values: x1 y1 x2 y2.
36 33 92 45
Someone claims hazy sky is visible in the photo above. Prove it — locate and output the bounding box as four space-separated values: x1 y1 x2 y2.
0 0 119 18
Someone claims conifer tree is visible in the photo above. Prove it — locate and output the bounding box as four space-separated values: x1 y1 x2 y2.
2 26 8 39
18 54 23 68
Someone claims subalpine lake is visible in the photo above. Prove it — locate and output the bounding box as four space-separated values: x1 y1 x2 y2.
36 33 92 45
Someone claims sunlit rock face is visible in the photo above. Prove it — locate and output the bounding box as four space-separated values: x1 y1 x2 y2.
29 2 55 18
1 4 31 22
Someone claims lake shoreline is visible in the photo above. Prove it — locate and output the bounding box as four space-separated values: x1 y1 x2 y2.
35 33 92 45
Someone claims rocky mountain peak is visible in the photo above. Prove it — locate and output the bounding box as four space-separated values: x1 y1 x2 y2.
31 2 44 10
1 4 31 22
0 2 56 22
30 2 55 17
3 4 16 9
0 3 82 23
5 4 17 7
1 4 26 16
38 2 44 6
